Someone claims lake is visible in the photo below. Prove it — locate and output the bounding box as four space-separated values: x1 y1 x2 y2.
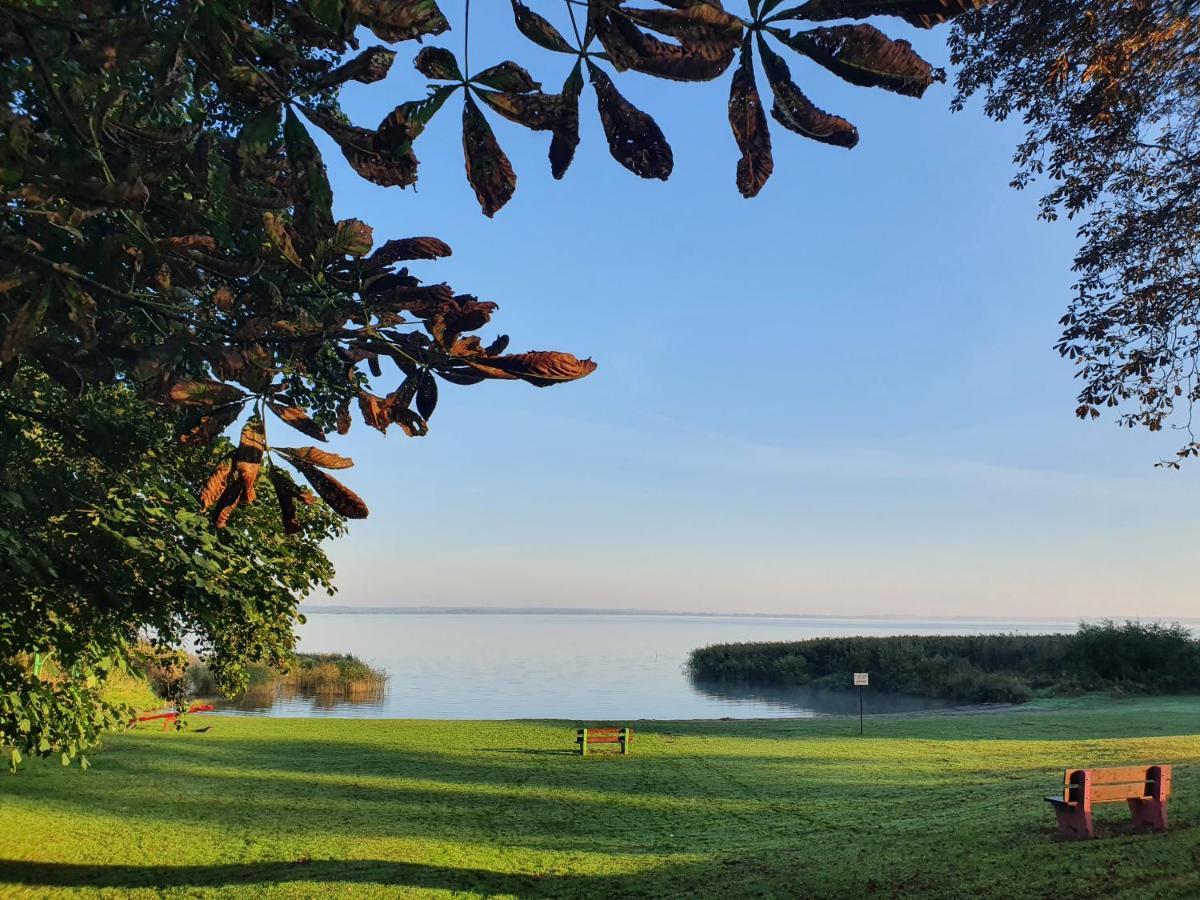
217 611 1082 720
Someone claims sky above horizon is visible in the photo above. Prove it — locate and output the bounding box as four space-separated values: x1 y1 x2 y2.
301 6 1200 619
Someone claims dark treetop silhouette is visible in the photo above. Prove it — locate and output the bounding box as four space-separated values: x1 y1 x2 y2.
951 1 1200 466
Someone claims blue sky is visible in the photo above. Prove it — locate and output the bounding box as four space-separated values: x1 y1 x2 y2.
302 5 1200 618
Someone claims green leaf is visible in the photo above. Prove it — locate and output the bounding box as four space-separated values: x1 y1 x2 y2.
284 108 335 236
236 105 280 158
332 219 374 257
0 284 50 364
386 84 458 136
305 0 343 31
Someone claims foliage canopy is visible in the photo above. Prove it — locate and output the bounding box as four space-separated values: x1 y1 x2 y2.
950 1 1200 464
0 0 983 766
0 0 983 532
0 374 341 769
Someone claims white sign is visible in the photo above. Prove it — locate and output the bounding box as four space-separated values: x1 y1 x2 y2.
853 672 869 687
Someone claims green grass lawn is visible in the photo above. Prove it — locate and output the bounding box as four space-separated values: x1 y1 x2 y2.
2 697 1200 898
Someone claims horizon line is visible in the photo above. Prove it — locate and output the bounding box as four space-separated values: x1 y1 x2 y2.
299 604 1200 624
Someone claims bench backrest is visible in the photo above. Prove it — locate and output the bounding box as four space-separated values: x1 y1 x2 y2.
577 727 632 743
1061 765 1171 805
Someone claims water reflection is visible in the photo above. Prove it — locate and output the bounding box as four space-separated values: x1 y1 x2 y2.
211 612 1084 719
220 679 388 716
687 677 962 716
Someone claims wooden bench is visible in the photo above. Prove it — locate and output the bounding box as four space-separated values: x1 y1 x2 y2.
1046 765 1171 839
576 726 632 756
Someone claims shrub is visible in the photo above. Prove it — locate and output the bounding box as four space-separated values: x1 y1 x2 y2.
687 623 1199 704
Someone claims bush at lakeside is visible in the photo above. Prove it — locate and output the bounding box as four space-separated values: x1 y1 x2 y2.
687 621 1200 704
288 653 381 685
133 649 387 701
14 652 160 714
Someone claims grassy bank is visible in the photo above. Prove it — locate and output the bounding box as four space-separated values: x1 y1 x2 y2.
688 621 1200 703
1 698 1199 897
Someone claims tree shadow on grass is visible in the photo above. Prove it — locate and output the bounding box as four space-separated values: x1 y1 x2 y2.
0 859 576 894
0 857 790 898
627 706 1200 742
476 748 577 756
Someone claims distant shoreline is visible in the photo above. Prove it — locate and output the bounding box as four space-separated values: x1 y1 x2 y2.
299 605 1199 626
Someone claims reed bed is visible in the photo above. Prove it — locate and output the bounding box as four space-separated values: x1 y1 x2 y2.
688 620 1200 704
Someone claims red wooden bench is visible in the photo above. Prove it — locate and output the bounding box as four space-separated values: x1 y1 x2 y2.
1046 764 1171 839
132 703 215 731
576 726 632 756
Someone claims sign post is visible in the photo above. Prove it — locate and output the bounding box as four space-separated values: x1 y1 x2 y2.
853 672 868 735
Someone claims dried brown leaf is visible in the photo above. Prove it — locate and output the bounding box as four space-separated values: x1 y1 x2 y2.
357 390 391 433
276 446 355 470
587 63 673 180
779 0 986 29
758 39 859 148
462 95 516 217
368 237 453 268
510 0 575 53
199 454 234 510
778 24 941 97
466 350 598 387
267 466 303 534
167 379 247 407
267 402 329 441
350 0 450 42
294 463 370 518
336 397 352 435
728 40 773 198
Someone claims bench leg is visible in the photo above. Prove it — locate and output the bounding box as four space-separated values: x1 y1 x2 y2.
1128 798 1168 833
1049 801 1093 840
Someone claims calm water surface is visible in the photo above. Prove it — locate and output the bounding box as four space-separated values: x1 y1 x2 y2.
219 612 1080 720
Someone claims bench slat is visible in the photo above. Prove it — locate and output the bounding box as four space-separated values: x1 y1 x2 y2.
1064 765 1154 785
1091 782 1151 802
